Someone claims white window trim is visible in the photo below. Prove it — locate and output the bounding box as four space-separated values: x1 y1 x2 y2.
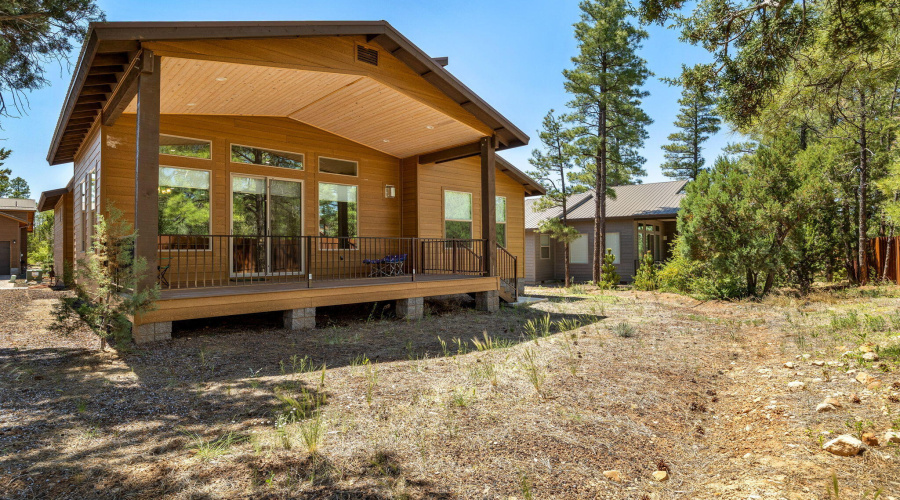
317 155 359 177
229 143 305 170
159 165 213 252
159 134 212 160
539 234 551 260
317 180 359 251
443 189 473 240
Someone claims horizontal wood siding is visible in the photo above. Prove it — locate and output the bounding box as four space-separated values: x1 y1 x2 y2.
74 123 102 265
0 217 22 273
554 219 636 283
417 155 526 278
527 229 557 283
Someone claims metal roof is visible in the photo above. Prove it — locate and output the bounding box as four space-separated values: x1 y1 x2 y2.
0 198 36 212
525 180 687 229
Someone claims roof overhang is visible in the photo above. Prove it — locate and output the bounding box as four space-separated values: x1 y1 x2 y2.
37 187 69 212
496 156 545 196
47 21 530 165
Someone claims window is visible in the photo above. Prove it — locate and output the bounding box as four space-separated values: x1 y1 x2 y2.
318 157 358 176
318 183 358 249
496 196 507 247
444 191 472 240
91 169 99 225
79 179 87 251
539 234 551 259
231 144 304 170
158 167 211 250
570 234 589 264
605 232 621 264
159 135 211 159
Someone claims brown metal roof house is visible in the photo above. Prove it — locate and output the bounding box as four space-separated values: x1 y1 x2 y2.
0 198 36 276
37 20 544 343
525 180 687 285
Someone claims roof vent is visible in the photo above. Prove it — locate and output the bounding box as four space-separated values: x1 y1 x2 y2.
356 45 379 66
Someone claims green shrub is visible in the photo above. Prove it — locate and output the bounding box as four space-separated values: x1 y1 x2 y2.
632 251 659 291
598 249 620 289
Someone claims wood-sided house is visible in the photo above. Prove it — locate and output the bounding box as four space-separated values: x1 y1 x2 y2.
0 198 35 276
40 21 544 343
525 180 687 284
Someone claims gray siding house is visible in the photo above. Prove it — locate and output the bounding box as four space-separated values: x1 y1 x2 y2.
525 180 686 284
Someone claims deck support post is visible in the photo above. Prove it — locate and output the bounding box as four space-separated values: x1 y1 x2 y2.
475 290 499 313
395 297 423 320
283 307 316 330
134 48 160 293
480 136 496 277
132 321 172 344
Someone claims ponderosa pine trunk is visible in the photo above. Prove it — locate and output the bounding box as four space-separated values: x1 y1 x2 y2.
858 89 869 285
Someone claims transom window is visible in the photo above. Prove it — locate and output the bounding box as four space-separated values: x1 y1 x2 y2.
159 135 211 159
318 157 358 176
318 183 358 249
231 144 304 170
496 196 507 247
158 167 211 250
444 191 472 240
539 234 551 259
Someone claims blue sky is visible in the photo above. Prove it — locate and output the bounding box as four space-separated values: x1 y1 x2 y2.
2 0 737 200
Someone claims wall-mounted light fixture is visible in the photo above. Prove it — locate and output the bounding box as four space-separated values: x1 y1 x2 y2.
384 185 396 199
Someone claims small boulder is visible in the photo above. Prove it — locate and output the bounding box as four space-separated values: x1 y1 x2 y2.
816 403 836 413
862 432 879 447
867 381 882 390
822 435 866 457
787 381 805 390
884 431 900 444
603 470 622 482
811 360 825 367
823 397 842 408
651 470 669 482
784 362 795 369
862 351 879 362
855 372 875 385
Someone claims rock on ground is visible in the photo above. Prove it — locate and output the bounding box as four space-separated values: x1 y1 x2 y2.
822 435 866 457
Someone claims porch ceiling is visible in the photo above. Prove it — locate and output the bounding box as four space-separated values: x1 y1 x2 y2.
121 57 484 158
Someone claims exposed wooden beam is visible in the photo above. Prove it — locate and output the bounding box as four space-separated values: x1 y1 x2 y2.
432 57 449 67
76 94 106 104
481 136 496 276
88 65 126 75
81 85 112 96
134 49 161 292
418 141 481 165
102 50 143 127
68 118 96 126
69 111 99 120
83 74 118 86
73 102 102 112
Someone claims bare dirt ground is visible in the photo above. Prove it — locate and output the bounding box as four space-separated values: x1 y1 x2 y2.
1 285 898 499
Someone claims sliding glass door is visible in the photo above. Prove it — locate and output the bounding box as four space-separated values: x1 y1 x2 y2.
231 175 303 277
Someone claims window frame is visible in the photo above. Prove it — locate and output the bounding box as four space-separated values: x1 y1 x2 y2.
79 179 87 252
317 181 359 251
569 233 589 264
495 195 507 248
158 165 213 252
605 231 622 265
539 234 551 260
317 156 359 177
443 189 473 240
229 143 305 170
159 134 213 160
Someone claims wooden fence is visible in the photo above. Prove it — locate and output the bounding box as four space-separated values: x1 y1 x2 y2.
870 236 900 284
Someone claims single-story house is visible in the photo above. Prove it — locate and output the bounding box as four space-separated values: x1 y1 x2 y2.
37 183 74 282
39 20 544 343
0 198 36 276
525 180 687 284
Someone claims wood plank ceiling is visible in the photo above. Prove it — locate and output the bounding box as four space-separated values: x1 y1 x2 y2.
122 57 484 158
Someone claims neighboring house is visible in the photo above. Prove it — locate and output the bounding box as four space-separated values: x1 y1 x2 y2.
0 198 36 276
525 180 687 284
39 21 544 343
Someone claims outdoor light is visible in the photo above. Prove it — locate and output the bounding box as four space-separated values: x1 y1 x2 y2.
425 125 434 130
382 138 390 143
215 77 228 81
384 185 396 199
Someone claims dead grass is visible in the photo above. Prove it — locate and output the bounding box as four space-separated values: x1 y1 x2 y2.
0 286 898 498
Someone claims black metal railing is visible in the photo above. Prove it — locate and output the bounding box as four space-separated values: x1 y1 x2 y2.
496 244 518 302
156 235 488 290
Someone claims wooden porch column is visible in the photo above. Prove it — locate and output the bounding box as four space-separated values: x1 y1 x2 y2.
480 136 496 276
134 49 160 292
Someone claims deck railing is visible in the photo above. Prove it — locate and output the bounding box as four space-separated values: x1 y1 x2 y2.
156 235 488 290
495 245 518 302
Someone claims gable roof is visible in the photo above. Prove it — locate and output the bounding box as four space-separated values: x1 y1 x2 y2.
0 198 36 213
37 188 69 212
47 21 530 165
525 180 688 229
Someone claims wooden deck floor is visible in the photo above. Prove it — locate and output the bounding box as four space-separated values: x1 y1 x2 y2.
158 273 482 300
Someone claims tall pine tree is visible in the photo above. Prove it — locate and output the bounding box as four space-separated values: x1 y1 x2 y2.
564 0 652 283
660 73 720 180
528 111 587 287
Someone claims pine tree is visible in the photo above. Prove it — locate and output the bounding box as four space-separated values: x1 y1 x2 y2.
0 148 11 196
660 74 720 180
8 177 29 198
564 0 652 283
528 111 587 287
